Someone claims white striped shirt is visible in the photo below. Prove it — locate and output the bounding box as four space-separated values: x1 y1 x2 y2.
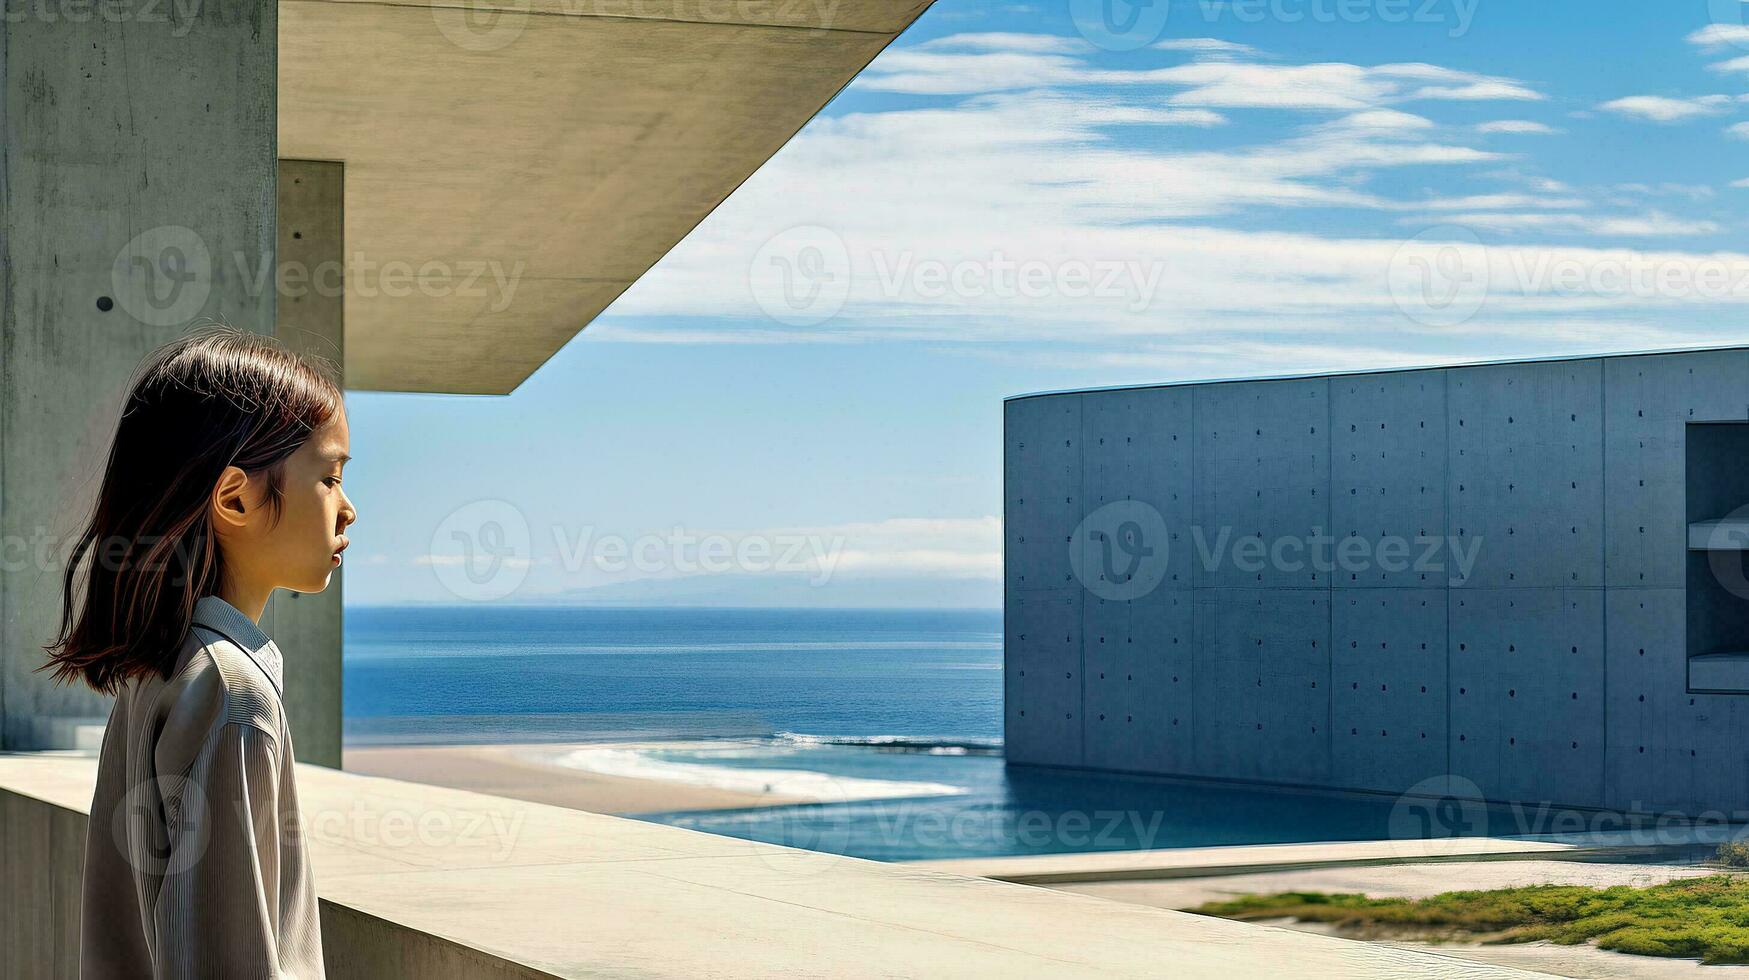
81 594 326 978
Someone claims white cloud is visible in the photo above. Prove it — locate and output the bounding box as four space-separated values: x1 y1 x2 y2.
851 49 1091 95
1730 121 1749 139
596 35 1743 359
1733 178 1749 188
916 33 1086 54
1612 182 1716 200
1598 94 1735 122
1409 80 1544 101
1064 104 1228 126
584 325 852 345
1399 211 1719 236
1406 193 1587 211
1584 213 1722 235
1477 119 1559 134
658 518 1005 580
1145 61 1542 109
1318 109 1435 132
1152 38 1260 57
1143 62 1400 108
1687 24 1749 48
853 32 1544 108
1707 54 1749 73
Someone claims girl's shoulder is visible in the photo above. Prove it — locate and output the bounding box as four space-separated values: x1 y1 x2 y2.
150 627 285 777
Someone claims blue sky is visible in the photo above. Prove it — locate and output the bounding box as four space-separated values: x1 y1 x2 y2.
343 0 1749 607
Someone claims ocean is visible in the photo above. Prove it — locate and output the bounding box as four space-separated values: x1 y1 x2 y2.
344 606 1527 861
344 605 1005 744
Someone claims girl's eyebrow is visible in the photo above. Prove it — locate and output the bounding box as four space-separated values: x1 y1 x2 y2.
323 452 352 463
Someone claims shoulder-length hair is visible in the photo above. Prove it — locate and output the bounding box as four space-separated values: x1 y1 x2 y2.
38 324 343 695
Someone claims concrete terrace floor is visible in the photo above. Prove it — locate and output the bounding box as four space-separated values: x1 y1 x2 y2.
0 751 1561 978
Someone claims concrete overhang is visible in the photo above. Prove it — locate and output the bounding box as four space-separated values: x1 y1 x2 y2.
278 0 933 394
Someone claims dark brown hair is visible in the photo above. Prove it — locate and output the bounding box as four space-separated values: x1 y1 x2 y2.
38 324 343 695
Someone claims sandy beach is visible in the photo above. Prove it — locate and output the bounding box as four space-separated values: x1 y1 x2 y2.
342 740 819 815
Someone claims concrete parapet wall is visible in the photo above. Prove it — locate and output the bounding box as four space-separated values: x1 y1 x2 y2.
0 753 1548 978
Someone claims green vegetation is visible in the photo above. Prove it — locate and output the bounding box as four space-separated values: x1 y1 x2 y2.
1190 874 1749 965
1717 841 1749 869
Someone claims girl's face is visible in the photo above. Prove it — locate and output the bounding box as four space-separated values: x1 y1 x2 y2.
212 409 357 596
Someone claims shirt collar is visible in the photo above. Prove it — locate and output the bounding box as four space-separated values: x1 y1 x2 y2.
191 594 284 696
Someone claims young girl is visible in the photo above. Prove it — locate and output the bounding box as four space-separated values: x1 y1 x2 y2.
41 326 356 978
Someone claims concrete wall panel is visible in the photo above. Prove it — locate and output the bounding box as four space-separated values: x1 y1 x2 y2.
1449 589 1604 808
1603 588 1697 812
1 0 279 749
1331 370 1448 589
1331 590 1448 792
1005 395 1081 595
1193 589 1330 784
1004 589 1083 767
1193 379 1331 590
1083 590 1194 773
1081 595 1132 771
1081 387 1196 589
1605 351 1749 589
1447 360 1602 589
1130 588 1197 773
1605 586 1749 814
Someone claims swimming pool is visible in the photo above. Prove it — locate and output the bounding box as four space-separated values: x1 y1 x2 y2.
619 738 1572 862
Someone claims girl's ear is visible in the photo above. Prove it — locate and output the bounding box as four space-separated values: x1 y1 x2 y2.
210 465 252 530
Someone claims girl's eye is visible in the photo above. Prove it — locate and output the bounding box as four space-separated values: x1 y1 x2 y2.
324 477 342 488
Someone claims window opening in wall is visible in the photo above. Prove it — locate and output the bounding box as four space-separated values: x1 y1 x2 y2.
1686 422 1749 693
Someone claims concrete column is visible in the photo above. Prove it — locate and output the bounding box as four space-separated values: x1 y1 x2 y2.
0 0 278 749
268 159 346 769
